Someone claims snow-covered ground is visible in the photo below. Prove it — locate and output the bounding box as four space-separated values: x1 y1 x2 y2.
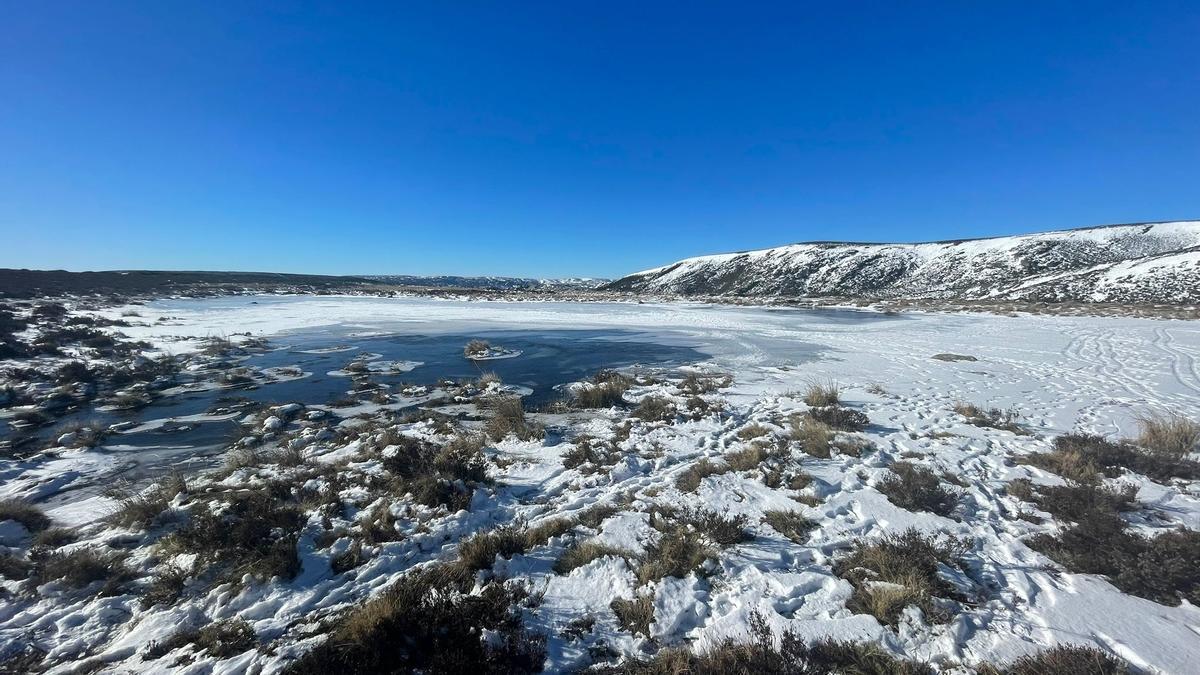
4 295 1200 673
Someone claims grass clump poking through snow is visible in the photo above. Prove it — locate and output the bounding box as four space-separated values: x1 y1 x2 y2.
458 517 576 572
286 564 545 674
0 498 51 532
1022 432 1200 484
1135 412 1200 457
1027 507 1200 607
483 396 545 442
106 474 187 530
877 462 960 517
632 395 675 423
834 529 972 627
802 380 841 407
789 414 834 458
159 491 304 583
763 510 816 544
561 435 622 473
35 546 136 595
679 372 731 396
637 522 714 584
675 458 729 492
977 645 1132 675
952 401 1025 434
573 369 634 409
554 542 633 575
807 405 869 431
382 432 490 511
145 619 257 660
611 593 655 637
612 611 932 674
462 338 491 358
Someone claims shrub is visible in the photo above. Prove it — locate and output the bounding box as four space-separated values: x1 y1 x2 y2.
463 339 491 358
1022 432 1200 484
476 371 502 388
107 477 186 530
637 517 717 584
142 565 188 608
609 611 931 674
146 618 257 659
562 435 621 472
877 462 959 517
1135 412 1200 457
0 553 32 580
789 414 833 458
0 498 51 532
833 529 972 626
678 508 751 547
1029 514 1200 607
983 645 1131 675
611 594 655 637
160 492 303 582
285 565 545 674
483 397 544 441
725 445 769 472
457 520 575 572
803 380 840 407
1028 482 1138 522
573 370 633 409
555 542 633 575
808 406 869 431
953 402 1024 433
31 527 76 549
55 361 95 384
36 547 136 595
763 510 816 544
680 372 729 395
736 423 773 441
632 395 675 423
675 458 729 492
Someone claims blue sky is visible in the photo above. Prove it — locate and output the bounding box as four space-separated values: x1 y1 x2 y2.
2 2 1197 278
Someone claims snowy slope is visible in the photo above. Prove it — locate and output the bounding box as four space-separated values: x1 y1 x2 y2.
606 221 1200 303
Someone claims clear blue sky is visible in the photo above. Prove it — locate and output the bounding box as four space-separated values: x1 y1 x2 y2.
2 2 1197 278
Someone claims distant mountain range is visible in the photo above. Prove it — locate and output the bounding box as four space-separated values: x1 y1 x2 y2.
366 275 609 291
604 221 1200 304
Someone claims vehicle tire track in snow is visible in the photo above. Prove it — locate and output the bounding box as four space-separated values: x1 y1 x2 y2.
1154 327 1200 398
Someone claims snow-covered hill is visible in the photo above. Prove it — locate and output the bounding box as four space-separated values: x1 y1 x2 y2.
606 221 1200 304
367 275 609 291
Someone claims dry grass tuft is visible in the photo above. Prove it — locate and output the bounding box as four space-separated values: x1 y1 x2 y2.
789 414 833 458
632 395 676 423
978 645 1131 675
554 542 633 575
145 618 256 660
0 498 51 532
611 611 932 674
952 402 1025 434
573 370 634 409
877 462 960 517
1135 412 1200 457
36 546 136 595
284 564 544 674
1023 432 1200 484
763 510 816 544
483 396 544 442
834 529 972 626
675 458 729 492
611 593 655 637
803 380 841 407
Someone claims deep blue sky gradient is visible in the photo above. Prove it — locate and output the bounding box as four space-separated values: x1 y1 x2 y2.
2 2 1198 277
